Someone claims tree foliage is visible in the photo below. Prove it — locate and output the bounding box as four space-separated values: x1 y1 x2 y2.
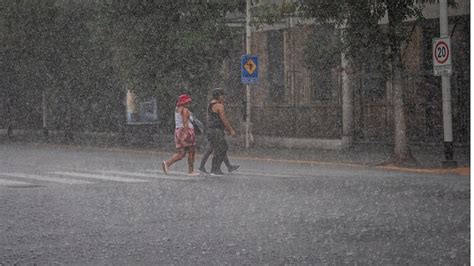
0 0 244 136
96 1 243 128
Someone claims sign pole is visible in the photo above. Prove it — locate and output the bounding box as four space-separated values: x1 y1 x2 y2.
245 0 251 149
439 0 456 167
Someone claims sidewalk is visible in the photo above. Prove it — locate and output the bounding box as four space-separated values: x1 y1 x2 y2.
0 130 469 173
228 143 470 169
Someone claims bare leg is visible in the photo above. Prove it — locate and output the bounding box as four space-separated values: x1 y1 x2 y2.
166 149 186 168
187 146 196 173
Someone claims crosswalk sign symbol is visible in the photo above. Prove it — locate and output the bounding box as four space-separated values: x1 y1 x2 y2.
241 55 258 84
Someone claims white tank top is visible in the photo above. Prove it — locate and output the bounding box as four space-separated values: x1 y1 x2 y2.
175 111 194 129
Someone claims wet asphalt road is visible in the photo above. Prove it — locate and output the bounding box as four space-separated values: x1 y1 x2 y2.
0 143 470 265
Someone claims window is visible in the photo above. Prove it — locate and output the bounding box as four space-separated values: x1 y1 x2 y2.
360 74 385 100
305 24 340 101
311 68 334 101
267 30 285 101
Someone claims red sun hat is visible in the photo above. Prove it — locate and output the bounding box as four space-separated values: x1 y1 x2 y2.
176 94 192 106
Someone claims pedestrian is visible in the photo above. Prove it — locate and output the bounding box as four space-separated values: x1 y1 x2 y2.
198 137 240 174
162 94 200 176
198 93 240 173
204 88 238 176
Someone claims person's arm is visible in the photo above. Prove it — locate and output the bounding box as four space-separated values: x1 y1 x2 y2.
215 103 236 136
182 108 190 131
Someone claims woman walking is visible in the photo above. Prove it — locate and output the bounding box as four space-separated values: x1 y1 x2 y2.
162 94 200 176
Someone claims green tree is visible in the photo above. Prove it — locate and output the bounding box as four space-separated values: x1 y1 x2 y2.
0 1 243 140
49 1 119 141
0 0 58 135
96 1 243 130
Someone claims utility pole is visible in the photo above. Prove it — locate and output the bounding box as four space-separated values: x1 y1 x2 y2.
245 0 251 149
439 0 456 167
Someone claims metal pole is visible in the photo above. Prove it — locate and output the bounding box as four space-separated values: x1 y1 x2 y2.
245 0 251 149
439 0 456 167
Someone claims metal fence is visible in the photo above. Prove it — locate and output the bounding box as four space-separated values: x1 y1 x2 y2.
353 71 469 144
226 71 469 145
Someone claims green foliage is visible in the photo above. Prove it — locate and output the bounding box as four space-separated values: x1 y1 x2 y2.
303 24 342 72
95 1 242 127
0 0 59 128
256 0 450 76
296 0 458 76
0 1 243 132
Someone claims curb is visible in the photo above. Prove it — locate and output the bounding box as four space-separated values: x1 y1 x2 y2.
26 142 470 177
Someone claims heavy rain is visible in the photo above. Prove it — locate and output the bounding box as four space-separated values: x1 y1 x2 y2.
0 0 470 264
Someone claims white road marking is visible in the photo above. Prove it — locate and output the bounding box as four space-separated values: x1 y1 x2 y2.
50 171 148 183
0 173 93 185
235 171 300 178
102 170 160 178
0 178 33 186
146 168 300 179
101 170 205 181
146 169 291 178
144 169 162 173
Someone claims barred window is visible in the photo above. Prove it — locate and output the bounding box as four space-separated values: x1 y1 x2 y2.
267 30 285 101
311 68 332 100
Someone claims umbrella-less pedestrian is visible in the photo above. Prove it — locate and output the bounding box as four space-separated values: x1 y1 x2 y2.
162 94 200 176
206 88 237 176
199 89 240 174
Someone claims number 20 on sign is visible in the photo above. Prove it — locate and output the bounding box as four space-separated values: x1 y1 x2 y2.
432 37 452 76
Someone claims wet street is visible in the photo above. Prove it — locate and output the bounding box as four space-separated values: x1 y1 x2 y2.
0 143 469 264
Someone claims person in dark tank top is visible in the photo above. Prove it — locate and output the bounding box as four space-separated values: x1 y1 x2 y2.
198 88 240 174
200 88 239 176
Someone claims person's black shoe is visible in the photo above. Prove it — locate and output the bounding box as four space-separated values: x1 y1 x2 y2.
198 166 208 174
227 165 240 173
210 170 224 177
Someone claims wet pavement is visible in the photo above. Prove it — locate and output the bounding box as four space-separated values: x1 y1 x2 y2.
0 143 470 264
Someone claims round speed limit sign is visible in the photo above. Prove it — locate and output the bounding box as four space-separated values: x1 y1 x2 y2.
434 40 450 64
432 37 452 76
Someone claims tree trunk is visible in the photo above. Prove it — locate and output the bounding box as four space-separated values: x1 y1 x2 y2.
64 84 74 143
119 89 127 145
6 91 13 139
64 110 74 143
340 22 353 148
387 11 416 166
42 90 49 138
390 47 414 164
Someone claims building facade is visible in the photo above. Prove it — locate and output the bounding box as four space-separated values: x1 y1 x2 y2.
222 1 470 148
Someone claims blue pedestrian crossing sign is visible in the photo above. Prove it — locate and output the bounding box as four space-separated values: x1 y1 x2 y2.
241 55 258 84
